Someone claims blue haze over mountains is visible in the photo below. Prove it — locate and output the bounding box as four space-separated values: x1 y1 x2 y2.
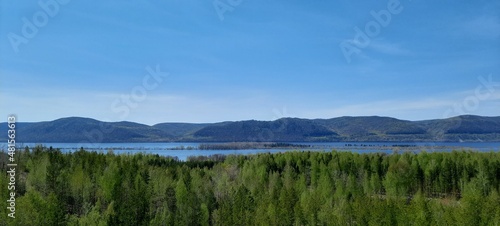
1 115 500 142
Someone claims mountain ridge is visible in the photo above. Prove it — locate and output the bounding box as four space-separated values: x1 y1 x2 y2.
1 115 500 142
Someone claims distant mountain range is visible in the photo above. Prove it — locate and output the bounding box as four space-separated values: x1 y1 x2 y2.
1 115 500 143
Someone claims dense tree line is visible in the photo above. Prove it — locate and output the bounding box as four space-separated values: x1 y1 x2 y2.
0 146 499 225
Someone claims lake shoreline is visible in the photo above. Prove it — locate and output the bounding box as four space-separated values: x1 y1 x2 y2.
3 141 499 161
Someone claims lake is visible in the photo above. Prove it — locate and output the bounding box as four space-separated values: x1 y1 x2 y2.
6 142 500 161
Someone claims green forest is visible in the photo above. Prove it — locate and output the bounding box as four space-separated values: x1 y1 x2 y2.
1 147 500 225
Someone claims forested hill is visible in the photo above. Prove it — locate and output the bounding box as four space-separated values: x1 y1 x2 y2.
1 115 500 142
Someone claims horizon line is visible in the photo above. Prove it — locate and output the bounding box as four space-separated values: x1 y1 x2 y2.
2 114 498 126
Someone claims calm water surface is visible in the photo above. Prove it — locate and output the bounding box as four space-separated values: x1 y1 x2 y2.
8 142 500 161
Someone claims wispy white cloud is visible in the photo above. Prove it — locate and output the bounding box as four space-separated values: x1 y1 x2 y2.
461 15 500 39
1 1 498 125
368 40 412 56
301 98 454 120
2 82 499 124
0 88 282 124
299 84 500 121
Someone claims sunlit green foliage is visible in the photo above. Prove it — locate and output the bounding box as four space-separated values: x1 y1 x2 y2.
0 146 499 225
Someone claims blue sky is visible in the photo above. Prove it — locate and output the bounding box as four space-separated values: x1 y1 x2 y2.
1 0 499 125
